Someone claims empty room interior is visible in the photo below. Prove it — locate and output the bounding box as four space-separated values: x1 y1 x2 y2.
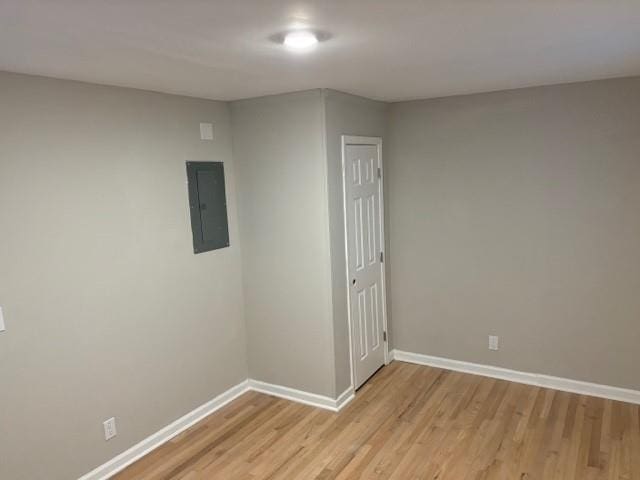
2 1 640 479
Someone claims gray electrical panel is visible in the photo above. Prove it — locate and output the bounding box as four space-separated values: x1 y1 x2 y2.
186 162 230 253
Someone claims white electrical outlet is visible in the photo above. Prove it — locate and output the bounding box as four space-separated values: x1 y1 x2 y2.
199 122 213 140
103 417 117 441
0 306 5 332
489 335 499 351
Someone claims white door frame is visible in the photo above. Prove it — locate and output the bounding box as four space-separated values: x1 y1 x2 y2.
341 135 390 391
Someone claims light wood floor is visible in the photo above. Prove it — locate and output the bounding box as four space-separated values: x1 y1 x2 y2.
115 361 640 479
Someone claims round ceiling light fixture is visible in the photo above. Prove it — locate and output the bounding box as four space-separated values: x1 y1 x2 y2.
283 30 319 50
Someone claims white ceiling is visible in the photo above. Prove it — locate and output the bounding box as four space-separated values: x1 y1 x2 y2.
1 0 640 102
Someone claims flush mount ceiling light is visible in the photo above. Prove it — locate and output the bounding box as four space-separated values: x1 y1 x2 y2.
268 29 330 52
283 30 319 50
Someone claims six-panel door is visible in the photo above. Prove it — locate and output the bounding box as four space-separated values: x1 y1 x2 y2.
344 142 386 389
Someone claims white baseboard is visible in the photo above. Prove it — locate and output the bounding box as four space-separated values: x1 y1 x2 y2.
78 380 251 480
248 379 354 412
392 349 640 405
79 352 640 480
79 379 354 479
335 385 356 411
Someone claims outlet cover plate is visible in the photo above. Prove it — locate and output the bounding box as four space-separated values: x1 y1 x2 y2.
199 122 213 140
103 417 117 441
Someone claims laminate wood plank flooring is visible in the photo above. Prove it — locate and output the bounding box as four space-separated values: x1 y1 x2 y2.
115 361 640 479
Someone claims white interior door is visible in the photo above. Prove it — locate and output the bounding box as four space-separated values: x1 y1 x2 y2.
343 136 388 390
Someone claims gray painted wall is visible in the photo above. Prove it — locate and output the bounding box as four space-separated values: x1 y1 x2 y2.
3 69 640 480
231 89 387 399
231 90 337 397
0 72 248 480
322 90 388 395
387 77 640 390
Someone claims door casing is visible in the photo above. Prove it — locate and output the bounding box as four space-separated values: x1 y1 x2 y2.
341 135 390 391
